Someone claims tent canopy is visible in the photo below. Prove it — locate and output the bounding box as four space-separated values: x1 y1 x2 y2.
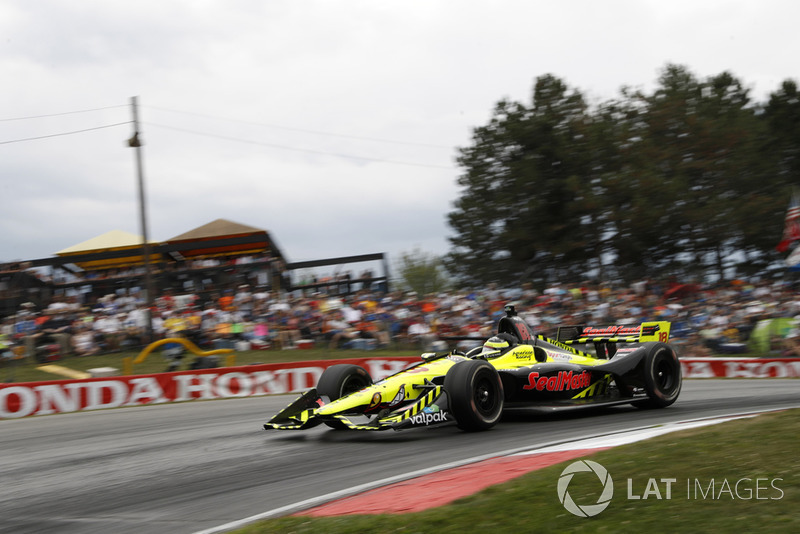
56 230 160 271
51 220 282 272
165 219 276 260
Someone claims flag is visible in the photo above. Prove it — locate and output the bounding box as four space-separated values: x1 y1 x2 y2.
776 191 800 253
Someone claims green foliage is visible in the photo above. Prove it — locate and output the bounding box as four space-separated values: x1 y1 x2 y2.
394 248 450 296
447 64 799 286
765 80 800 182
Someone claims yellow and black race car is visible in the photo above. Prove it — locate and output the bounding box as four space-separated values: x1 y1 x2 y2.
263 305 682 432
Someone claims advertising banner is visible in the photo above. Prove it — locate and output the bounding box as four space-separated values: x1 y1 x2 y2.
0 357 418 419
2 357 798 419
680 357 800 379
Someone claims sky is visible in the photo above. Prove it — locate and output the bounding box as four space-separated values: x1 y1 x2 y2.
1 0 798 275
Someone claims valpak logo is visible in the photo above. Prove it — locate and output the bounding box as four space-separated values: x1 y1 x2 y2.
557 460 614 517
409 405 448 426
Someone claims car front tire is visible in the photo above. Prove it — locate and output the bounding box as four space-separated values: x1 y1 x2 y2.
444 359 504 431
316 364 373 428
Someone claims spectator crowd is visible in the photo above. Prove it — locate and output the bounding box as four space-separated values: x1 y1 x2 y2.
3 278 800 364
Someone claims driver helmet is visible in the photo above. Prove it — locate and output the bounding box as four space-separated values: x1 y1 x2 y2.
480 335 511 357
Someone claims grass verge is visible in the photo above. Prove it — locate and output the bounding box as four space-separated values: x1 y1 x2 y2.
237 409 799 534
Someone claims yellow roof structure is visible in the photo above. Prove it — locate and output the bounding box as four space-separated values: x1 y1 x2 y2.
56 230 161 271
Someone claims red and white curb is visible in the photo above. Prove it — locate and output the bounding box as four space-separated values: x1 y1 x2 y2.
296 412 767 517
193 407 794 533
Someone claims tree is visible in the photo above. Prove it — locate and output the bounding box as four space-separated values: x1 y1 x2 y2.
764 79 800 183
448 64 795 286
447 75 599 287
394 248 450 296
614 65 773 280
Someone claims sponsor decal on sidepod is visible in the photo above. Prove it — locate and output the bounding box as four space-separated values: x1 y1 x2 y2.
523 370 591 391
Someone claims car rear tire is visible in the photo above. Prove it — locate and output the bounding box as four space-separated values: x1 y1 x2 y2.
637 342 682 408
316 364 373 429
444 359 504 431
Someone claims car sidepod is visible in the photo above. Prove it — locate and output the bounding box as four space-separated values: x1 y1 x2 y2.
500 362 603 403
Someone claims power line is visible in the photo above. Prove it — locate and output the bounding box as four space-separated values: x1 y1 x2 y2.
0 122 131 145
145 105 454 150
146 121 456 169
0 105 128 122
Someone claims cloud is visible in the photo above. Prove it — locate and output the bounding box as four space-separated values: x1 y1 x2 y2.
1 0 798 267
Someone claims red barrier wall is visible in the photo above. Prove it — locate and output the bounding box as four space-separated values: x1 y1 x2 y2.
1 357 798 419
680 357 800 379
0 357 418 419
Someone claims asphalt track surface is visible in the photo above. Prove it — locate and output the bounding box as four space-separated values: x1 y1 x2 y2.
1 379 798 534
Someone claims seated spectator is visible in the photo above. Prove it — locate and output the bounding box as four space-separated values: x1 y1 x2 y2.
218 289 235 312
26 312 74 360
45 296 71 315
407 314 437 351
355 314 390 348
72 324 100 356
93 311 124 352
431 310 458 340
233 284 254 319
243 318 272 349
682 331 713 357
323 310 357 349
296 308 323 344
15 311 39 359
155 288 176 314
274 309 301 349
126 306 152 345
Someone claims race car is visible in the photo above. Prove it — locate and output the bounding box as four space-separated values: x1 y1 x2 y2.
263 305 682 432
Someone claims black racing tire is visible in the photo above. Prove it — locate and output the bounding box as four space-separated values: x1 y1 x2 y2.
316 364 373 429
444 359 504 431
636 342 682 408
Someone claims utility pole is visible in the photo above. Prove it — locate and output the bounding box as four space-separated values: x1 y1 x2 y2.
128 96 155 343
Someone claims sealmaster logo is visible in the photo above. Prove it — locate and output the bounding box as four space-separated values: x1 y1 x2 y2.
581 325 643 337
523 370 591 391
557 460 614 517
410 405 448 426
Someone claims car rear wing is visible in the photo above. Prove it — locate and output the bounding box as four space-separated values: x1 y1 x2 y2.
555 321 671 358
